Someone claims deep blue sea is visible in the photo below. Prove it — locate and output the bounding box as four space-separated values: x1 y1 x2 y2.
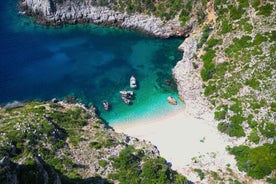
0 0 184 125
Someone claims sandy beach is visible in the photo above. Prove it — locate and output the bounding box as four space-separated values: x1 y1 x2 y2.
113 108 242 182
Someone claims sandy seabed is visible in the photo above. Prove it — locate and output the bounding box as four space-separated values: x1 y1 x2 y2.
113 108 243 182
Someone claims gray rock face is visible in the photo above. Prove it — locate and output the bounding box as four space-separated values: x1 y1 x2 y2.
0 156 10 166
172 35 213 120
19 0 190 38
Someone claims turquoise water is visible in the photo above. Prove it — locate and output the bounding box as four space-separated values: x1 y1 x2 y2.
0 0 184 126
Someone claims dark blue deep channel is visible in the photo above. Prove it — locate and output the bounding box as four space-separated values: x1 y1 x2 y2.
0 0 184 125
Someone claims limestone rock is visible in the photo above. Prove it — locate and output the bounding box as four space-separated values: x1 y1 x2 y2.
173 35 213 120
19 0 191 38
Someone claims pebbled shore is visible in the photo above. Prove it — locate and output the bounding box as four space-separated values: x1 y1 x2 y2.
18 0 193 38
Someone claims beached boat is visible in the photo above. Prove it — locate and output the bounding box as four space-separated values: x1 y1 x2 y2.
130 75 137 88
167 96 177 105
120 90 134 98
121 96 131 104
103 102 109 110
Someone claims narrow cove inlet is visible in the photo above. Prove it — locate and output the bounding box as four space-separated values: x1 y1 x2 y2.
1 0 275 183
0 0 184 126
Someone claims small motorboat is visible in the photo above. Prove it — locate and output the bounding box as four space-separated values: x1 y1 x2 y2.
130 75 137 88
17 11 26 15
120 90 134 98
103 102 109 110
167 96 177 105
121 96 131 104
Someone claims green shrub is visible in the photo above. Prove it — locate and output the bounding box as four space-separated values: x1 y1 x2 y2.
194 168 205 180
252 0 260 9
271 31 276 41
201 67 215 81
258 122 276 138
198 25 213 48
229 115 245 124
214 0 228 13
253 33 268 45
52 140 66 151
267 177 276 184
214 62 228 78
89 141 102 149
205 38 222 50
214 110 226 120
210 171 221 180
222 83 242 99
109 146 188 184
228 143 276 179
238 18 253 33
238 0 249 8
218 122 245 137
204 84 216 96
248 128 260 144
229 100 243 114
99 160 108 168
248 120 258 128
271 102 276 112
200 49 216 81
179 8 190 26
221 18 233 34
230 5 245 20
233 36 252 48
257 4 273 16
108 146 143 183
244 22 253 33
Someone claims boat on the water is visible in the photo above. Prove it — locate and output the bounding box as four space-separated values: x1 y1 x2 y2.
121 96 131 104
120 90 134 98
103 102 109 110
17 11 26 15
167 96 177 105
130 75 137 88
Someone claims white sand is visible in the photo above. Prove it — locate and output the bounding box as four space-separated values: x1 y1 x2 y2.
113 108 242 181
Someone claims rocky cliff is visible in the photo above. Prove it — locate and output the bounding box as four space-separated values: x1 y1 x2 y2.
172 0 217 120
18 0 193 38
172 31 213 120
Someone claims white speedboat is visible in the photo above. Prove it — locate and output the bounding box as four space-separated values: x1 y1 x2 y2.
120 90 134 96
130 75 137 88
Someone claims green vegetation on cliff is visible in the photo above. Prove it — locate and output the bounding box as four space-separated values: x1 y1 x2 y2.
228 143 276 179
91 0 207 25
0 101 186 183
108 146 187 183
196 0 276 181
199 0 275 140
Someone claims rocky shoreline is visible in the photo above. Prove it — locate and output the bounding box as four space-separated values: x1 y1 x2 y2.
18 0 193 38
172 30 213 121
17 0 211 118
17 0 212 121
0 100 164 182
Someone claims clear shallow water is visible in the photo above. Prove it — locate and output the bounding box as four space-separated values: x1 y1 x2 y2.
0 0 184 126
